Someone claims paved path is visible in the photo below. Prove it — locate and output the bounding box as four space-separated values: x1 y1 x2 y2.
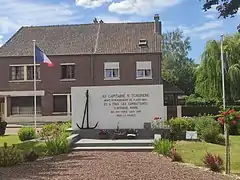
0 152 238 180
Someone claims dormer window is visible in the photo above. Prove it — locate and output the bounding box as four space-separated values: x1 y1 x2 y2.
139 39 148 47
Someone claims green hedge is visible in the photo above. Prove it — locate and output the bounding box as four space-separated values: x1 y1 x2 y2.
167 116 225 145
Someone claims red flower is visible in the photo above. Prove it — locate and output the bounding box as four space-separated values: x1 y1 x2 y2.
218 117 224 125
233 120 237 125
229 109 236 114
221 120 224 125
154 116 159 120
223 111 229 116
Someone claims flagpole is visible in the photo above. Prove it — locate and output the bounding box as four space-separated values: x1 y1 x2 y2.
221 34 230 174
33 40 37 132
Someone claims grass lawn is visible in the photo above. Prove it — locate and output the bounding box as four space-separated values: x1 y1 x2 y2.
175 136 240 174
0 135 21 146
0 135 47 156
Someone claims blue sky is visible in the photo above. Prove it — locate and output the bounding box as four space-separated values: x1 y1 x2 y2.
0 0 239 63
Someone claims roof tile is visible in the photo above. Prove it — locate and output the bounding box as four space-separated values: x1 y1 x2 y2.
0 22 161 57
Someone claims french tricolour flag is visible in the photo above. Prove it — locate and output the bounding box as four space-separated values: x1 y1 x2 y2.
35 46 53 67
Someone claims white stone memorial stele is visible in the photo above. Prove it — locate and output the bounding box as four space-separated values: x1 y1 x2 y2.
71 85 164 130
186 131 198 140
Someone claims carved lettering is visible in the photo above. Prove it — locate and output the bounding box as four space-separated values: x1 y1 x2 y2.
101 93 149 117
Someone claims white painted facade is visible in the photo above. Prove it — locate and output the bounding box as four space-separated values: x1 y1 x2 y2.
71 84 164 130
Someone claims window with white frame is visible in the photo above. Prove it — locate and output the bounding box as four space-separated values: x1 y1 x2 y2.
136 61 152 79
53 94 71 115
26 65 40 80
10 66 24 80
10 64 40 81
104 62 120 80
61 63 75 80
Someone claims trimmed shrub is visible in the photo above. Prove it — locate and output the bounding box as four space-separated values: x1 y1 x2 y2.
40 121 71 139
193 116 221 144
194 116 220 136
185 94 216 106
201 125 220 144
166 117 195 133
0 143 23 167
216 134 225 145
203 152 224 172
39 123 59 139
18 126 36 141
153 139 172 156
228 123 240 135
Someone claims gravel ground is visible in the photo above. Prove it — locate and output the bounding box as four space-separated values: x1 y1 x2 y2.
0 151 238 180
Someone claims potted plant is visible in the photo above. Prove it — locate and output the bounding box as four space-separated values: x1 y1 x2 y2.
98 130 109 139
0 115 7 136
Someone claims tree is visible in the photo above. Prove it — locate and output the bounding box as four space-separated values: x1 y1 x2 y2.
200 0 240 31
202 0 240 18
195 32 240 102
162 29 197 95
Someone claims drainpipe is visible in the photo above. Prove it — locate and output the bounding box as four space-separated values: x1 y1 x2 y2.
154 14 161 85
91 21 101 86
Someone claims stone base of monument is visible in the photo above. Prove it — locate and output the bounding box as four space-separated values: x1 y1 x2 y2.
72 139 154 151
68 128 170 151
71 128 170 139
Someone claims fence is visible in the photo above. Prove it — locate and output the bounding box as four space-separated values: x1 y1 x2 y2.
165 106 221 120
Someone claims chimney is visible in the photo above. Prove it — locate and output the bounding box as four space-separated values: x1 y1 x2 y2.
93 17 98 24
154 14 161 34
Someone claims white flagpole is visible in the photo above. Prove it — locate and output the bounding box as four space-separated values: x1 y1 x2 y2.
33 40 37 131
221 34 230 174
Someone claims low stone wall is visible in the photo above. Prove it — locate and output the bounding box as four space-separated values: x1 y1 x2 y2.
181 106 219 117
73 128 171 140
5 115 71 124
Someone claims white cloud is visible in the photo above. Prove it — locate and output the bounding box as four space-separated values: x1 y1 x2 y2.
95 15 128 23
76 0 112 8
0 0 83 35
108 0 182 16
0 35 3 47
182 21 223 35
199 30 223 40
203 5 218 20
205 14 216 20
165 20 223 40
205 5 218 13
95 14 143 23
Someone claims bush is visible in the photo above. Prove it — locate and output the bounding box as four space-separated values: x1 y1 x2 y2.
194 116 220 136
40 121 71 139
203 152 224 172
169 148 183 162
18 126 36 141
185 94 216 106
45 133 69 156
166 117 195 133
201 123 220 144
39 123 59 139
24 149 39 162
228 123 240 135
216 134 225 145
153 139 172 156
0 143 23 167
